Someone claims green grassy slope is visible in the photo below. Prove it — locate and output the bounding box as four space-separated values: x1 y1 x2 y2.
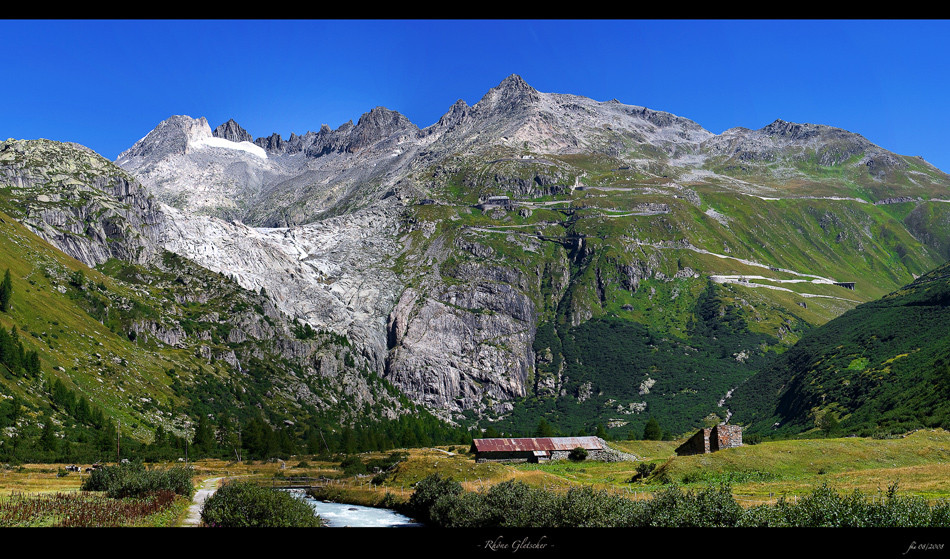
730 260 950 437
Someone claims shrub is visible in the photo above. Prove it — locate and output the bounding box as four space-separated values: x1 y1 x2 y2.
200 481 323 527
405 476 950 528
568 447 588 462
378 491 402 510
339 455 367 475
558 486 643 527
81 462 193 498
405 474 462 525
629 462 657 482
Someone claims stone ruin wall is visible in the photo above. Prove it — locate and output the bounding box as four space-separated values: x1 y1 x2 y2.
712 424 743 451
676 425 743 456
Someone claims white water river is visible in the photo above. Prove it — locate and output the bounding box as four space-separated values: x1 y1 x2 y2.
292 491 422 527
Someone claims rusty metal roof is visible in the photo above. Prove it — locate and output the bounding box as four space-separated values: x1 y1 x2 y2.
472 436 604 453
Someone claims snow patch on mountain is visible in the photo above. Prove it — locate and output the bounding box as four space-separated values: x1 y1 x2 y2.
190 135 267 159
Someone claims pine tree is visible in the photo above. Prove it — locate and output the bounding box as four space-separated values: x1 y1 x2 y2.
39 415 57 452
193 414 215 456
534 418 554 437
643 417 662 441
0 269 11 312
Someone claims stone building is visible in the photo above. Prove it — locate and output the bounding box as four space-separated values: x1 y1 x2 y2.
471 436 627 463
475 195 514 211
675 424 743 456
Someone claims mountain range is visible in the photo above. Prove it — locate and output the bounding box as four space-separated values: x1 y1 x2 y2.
2 74 950 453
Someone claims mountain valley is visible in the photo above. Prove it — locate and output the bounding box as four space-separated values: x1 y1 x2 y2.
2 74 950 459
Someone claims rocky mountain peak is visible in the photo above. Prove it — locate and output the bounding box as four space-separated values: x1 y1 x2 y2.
345 107 419 154
762 119 821 140
496 73 536 95
213 119 253 144
476 74 541 114
255 132 287 153
116 115 211 163
423 99 472 137
354 107 416 133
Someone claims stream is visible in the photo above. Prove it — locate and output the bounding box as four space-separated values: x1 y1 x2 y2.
291 490 422 527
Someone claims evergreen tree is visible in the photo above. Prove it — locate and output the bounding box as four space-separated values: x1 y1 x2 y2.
483 425 501 438
25 350 40 378
193 414 215 456
643 417 662 441
39 415 57 452
153 425 167 448
96 421 118 456
305 428 321 455
534 418 555 437
0 269 11 312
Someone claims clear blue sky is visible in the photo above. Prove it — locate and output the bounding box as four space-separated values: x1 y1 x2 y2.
3 20 950 172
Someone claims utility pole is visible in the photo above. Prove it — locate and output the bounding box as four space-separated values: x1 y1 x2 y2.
319 428 331 454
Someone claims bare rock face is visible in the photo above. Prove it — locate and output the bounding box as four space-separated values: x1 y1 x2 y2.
213 118 253 144
384 270 537 419
158 203 404 374
0 139 165 267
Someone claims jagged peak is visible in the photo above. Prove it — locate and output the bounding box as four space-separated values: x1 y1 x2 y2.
116 115 211 162
497 73 534 92
213 118 253 144
355 106 417 130
427 99 471 132
477 74 541 109
761 119 821 138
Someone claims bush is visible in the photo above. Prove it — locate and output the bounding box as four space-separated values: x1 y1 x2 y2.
628 462 657 482
557 485 648 527
339 455 367 475
200 481 323 527
81 462 193 499
406 476 950 528
405 474 462 525
568 447 588 462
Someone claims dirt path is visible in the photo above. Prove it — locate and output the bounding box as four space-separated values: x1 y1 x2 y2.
182 477 223 527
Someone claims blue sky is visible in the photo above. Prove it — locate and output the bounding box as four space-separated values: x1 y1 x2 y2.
3 20 950 171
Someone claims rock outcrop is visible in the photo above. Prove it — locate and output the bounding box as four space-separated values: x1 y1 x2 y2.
213 118 253 143
0 139 165 267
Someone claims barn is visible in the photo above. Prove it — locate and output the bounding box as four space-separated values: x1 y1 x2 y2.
470 436 607 463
